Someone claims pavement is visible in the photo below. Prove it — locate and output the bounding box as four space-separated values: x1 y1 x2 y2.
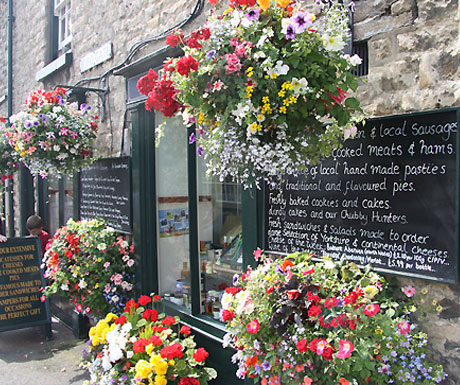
0 317 90 385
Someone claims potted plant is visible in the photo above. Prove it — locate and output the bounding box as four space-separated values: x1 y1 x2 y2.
5 88 98 178
81 294 218 385
138 0 364 187
221 251 447 384
41 218 136 318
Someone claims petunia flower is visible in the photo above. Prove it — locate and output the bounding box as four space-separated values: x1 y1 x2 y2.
336 339 354 359
246 8 260 21
246 318 260 334
290 11 314 34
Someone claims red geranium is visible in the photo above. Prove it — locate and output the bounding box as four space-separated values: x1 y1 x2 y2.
162 316 177 326
137 69 158 96
178 378 200 385
193 347 209 363
166 30 185 47
222 309 235 321
138 295 152 306
125 299 139 313
297 338 308 353
114 315 127 325
142 308 158 322
176 55 199 77
180 325 191 335
160 342 184 359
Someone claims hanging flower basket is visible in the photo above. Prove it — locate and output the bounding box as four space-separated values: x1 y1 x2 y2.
5 88 98 178
0 117 19 184
221 251 447 385
138 0 364 187
41 218 136 317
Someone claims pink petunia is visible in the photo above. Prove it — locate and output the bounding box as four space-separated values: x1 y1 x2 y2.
253 247 263 261
402 285 416 298
246 318 260 334
362 303 380 317
336 339 354 359
397 320 411 334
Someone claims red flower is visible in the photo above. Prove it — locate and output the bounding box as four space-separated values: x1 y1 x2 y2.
176 55 199 77
180 325 191 335
160 342 184 359
115 315 127 325
137 69 158 96
166 30 185 47
147 335 163 346
362 303 380 317
142 308 158 322
324 297 339 309
138 295 152 306
152 295 162 302
246 318 260 334
125 299 139 313
145 77 181 117
162 316 177 326
133 338 148 353
225 286 239 295
178 378 200 385
319 316 330 329
307 304 322 318
222 309 235 321
297 338 308 353
322 345 335 361
336 339 354 359
193 347 209 362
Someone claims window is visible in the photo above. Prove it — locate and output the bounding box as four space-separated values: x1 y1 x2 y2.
352 41 369 76
155 115 191 310
54 0 71 51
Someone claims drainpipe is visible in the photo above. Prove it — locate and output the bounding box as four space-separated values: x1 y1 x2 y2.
6 0 14 237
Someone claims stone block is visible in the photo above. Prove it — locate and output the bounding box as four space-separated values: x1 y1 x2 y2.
354 12 414 41
391 0 415 16
419 51 440 89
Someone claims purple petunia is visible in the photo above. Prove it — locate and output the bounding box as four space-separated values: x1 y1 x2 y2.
246 8 260 22
206 49 216 60
189 132 196 144
197 146 204 156
290 11 313 34
286 24 296 40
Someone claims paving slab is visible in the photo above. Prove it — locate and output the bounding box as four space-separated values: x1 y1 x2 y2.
0 317 90 385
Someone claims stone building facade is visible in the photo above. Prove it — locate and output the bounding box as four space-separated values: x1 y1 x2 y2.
0 0 459 383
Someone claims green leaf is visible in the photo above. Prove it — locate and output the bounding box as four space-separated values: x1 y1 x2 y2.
344 97 361 110
365 360 375 370
205 367 218 379
136 318 147 328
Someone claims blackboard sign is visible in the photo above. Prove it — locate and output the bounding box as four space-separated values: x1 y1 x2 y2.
79 156 132 233
265 109 459 284
0 237 51 332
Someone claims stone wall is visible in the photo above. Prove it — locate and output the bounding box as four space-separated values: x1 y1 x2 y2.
0 0 459 382
0 0 8 118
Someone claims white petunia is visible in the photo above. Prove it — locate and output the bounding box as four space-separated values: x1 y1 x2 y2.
291 77 309 95
321 34 345 51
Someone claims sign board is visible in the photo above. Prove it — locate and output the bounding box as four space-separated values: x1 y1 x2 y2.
265 109 459 284
0 237 51 332
79 156 132 233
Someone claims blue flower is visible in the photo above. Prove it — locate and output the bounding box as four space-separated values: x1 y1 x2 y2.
206 49 216 60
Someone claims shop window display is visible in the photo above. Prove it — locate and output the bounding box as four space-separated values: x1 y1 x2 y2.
197 163 242 321
156 115 191 310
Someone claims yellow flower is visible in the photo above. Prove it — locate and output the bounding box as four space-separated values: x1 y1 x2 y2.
257 0 271 11
281 81 293 90
270 73 277 79
409 305 417 313
276 0 290 7
363 285 379 298
279 106 287 114
257 114 265 122
105 313 118 323
146 343 154 356
198 112 205 124
436 305 443 312
168 360 175 366
262 96 270 104
97 258 102 262
91 335 100 346
95 283 99 289
155 375 167 385
278 90 286 98
135 360 154 379
249 123 262 132
95 320 109 334
375 327 383 335
246 67 254 77
432 299 437 306
150 355 169 375
421 288 428 295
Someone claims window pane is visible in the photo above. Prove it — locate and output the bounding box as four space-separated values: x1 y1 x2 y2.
156 116 190 310
48 179 59 235
197 158 242 320
63 176 73 225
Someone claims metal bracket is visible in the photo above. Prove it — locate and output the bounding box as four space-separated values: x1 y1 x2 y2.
55 82 109 122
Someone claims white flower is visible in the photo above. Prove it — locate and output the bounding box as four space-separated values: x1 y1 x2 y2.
348 54 362 66
57 153 68 160
111 295 119 303
321 35 345 51
78 279 87 289
53 145 60 151
120 240 129 249
97 243 107 251
253 51 266 60
101 352 112 371
344 125 358 140
281 18 291 34
221 292 233 310
60 283 69 291
222 332 232 348
274 60 289 76
323 259 336 269
291 77 309 95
